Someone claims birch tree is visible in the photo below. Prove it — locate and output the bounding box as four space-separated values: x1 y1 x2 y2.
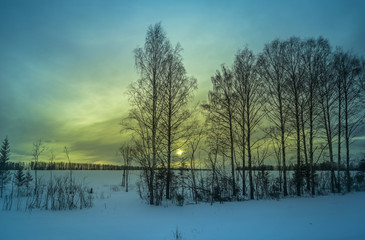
124 23 171 205
160 44 197 199
317 47 337 193
333 48 363 192
257 40 289 196
203 65 238 198
301 37 331 195
32 139 46 193
282 37 306 196
120 144 134 192
234 48 264 200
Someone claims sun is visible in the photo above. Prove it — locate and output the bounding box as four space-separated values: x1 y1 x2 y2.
177 150 183 156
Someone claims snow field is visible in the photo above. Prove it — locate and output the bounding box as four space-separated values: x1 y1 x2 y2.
1 170 364 240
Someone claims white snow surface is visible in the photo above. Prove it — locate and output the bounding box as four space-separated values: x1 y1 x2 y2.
1 170 365 240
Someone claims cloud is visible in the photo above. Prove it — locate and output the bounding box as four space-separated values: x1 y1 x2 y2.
64 117 125 163
1 0 365 165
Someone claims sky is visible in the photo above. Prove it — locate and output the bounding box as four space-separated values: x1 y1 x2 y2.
1 0 365 164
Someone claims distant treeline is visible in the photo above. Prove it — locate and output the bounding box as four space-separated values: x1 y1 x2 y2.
6 161 142 171
237 162 362 171
5 161 364 171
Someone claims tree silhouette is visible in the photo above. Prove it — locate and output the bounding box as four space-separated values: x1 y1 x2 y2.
32 139 46 193
203 65 238 197
257 39 290 196
234 48 264 200
0 136 10 198
159 43 197 200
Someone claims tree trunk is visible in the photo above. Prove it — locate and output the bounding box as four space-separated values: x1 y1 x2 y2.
337 82 342 193
35 160 38 194
126 168 129 192
190 158 197 203
344 93 351 192
166 116 172 200
150 70 158 205
308 81 315 196
242 121 246 197
279 93 288 197
301 108 310 192
229 115 236 197
122 168 126 187
295 96 302 197
323 97 335 193
247 109 254 200
309 103 315 196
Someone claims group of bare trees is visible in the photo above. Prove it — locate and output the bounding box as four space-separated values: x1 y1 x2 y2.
204 48 266 201
122 23 197 205
123 23 365 205
204 37 365 200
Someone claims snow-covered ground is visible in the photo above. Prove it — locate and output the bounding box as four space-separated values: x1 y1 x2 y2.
1 170 365 240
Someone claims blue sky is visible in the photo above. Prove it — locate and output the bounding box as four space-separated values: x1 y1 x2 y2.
1 0 364 164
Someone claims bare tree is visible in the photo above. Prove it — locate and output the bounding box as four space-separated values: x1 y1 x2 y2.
64 146 72 187
204 120 223 204
253 142 270 200
48 150 56 210
120 144 134 192
203 65 238 198
187 122 205 203
32 139 46 192
49 150 56 182
160 44 197 200
123 23 171 205
234 56 247 197
333 48 363 192
282 37 306 196
266 127 284 192
234 48 264 200
301 37 331 195
257 39 289 196
317 47 337 193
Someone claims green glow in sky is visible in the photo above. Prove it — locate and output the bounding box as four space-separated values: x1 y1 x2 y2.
1 0 364 163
